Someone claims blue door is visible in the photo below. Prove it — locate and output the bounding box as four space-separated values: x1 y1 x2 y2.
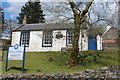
88 38 97 50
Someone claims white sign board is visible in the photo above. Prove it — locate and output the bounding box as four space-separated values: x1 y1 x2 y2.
8 44 24 60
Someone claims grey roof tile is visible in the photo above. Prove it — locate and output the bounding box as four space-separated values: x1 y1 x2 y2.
16 23 75 31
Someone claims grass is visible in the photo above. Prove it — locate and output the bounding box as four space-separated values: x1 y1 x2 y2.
1 51 119 74
104 47 120 50
0 50 2 74
0 62 2 75
109 47 120 50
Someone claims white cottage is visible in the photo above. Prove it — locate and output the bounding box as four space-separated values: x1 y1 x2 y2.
11 23 102 52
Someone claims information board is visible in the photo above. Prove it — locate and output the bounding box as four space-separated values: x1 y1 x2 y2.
5 44 26 73
8 46 24 60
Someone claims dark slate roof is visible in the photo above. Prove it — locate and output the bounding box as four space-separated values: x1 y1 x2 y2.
102 27 120 38
16 23 75 31
87 27 104 38
13 23 104 36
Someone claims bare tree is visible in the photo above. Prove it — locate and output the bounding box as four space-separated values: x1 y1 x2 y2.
4 19 17 40
67 0 94 66
43 0 118 66
42 2 73 23
1 19 17 61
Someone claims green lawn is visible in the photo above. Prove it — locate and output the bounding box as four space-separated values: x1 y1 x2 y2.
103 47 120 51
0 50 2 74
0 62 2 75
105 47 120 50
1 51 119 74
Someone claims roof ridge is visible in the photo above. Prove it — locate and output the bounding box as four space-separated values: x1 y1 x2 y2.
102 26 120 37
12 24 25 31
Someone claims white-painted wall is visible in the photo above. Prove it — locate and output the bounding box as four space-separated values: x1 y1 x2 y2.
52 30 66 51
11 30 102 52
97 35 102 50
26 30 67 52
27 31 43 52
11 32 21 46
79 30 88 51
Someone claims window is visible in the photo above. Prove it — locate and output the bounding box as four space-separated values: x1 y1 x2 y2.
20 31 30 46
42 31 52 47
67 31 74 45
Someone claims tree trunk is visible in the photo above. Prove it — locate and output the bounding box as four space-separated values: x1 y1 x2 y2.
68 26 80 66
68 2 80 66
68 0 94 67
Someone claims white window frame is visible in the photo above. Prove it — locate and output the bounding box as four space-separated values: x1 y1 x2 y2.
42 31 52 47
67 30 73 46
20 31 30 46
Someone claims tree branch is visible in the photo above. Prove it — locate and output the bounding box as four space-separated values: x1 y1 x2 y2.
81 0 94 17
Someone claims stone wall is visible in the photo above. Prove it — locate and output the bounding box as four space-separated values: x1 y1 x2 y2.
0 66 119 79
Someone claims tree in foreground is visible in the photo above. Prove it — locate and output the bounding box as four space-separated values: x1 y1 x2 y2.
0 7 6 33
44 0 118 67
17 0 45 24
67 0 94 66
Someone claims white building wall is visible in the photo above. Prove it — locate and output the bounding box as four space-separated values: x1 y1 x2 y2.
52 30 66 51
11 32 21 46
26 30 66 52
27 31 43 52
12 30 102 52
97 35 102 50
82 34 88 51
79 30 88 51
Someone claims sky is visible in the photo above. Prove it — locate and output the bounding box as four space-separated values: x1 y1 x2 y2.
1 2 26 21
0 0 118 24
0 0 119 35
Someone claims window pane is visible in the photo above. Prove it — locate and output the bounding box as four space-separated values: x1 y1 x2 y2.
21 32 30 46
67 31 73 45
43 31 52 46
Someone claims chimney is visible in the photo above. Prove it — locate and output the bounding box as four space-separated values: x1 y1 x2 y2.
23 15 27 24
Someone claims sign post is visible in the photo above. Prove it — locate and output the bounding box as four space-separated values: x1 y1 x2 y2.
5 47 9 71
5 44 26 73
22 45 26 73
